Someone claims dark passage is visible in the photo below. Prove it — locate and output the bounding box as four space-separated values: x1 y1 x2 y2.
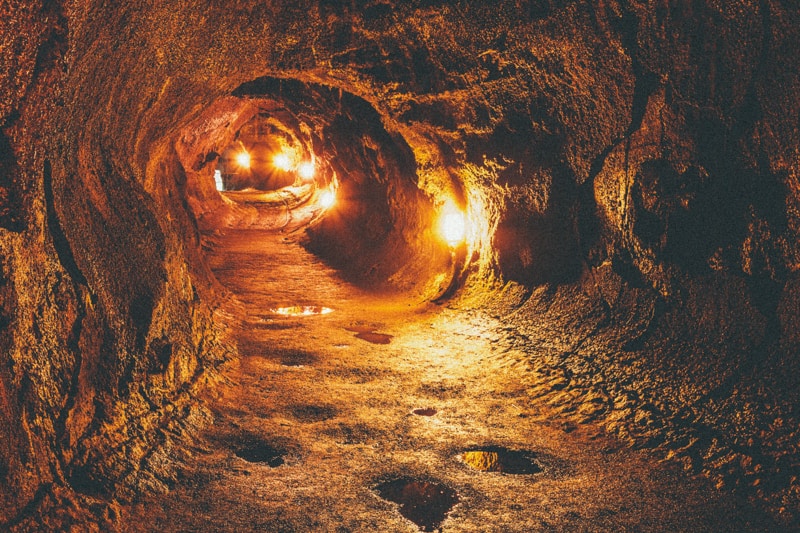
233 439 286 467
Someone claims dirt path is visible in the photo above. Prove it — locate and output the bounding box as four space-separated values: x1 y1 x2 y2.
126 228 772 532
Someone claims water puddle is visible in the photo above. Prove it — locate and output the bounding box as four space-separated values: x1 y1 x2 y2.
346 326 393 344
356 331 393 344
460 447 541 474
270 305 333 316
412 408 438 416
234 439 285 467
376 477 459 532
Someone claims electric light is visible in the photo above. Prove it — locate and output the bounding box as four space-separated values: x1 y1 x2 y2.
439 201 466 247
273 152 292 171
235 151 250 168
318 189 336 209
298 161 315 180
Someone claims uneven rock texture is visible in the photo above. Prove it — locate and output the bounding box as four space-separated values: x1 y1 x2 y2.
0 0 798 529
0 0 231 526
121 226 777 532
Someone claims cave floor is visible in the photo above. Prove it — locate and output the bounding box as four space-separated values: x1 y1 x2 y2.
124 227 772 532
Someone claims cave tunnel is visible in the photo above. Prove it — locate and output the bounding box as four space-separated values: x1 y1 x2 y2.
1 1 799 531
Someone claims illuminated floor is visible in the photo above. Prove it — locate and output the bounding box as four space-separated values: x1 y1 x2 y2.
124 228 771 532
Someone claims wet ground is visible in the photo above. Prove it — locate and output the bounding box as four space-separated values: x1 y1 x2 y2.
124 223 776 532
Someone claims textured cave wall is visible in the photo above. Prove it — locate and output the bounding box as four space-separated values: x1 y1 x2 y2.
0 1 234 525
0 0 799 527
584 1 800 519
461 0 800 521
1 0 90 522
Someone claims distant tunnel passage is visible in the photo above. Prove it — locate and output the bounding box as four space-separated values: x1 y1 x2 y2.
175 78 461 299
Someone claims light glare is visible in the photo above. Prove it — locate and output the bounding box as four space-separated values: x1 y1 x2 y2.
298 162 315 180
318 189 336 209
235 151 251 168
271 306 333 316
273 152 292 171
439 202 466 247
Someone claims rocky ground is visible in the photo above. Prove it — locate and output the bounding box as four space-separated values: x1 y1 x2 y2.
121 224 777 532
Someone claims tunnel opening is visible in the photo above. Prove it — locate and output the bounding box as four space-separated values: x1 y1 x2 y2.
175 77 459 300
214 113 312 193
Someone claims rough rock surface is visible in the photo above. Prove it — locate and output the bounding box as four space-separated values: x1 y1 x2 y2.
0 0 798 529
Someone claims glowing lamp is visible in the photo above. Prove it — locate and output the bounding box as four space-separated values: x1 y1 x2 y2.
298 162 315 180
439 202 466 247
235 151 251 169
273 152 292 171
318 189 336 209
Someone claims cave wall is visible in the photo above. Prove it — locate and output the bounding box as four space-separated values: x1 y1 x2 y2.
585 1 800 519
0 0 798 527
0 1 233 525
